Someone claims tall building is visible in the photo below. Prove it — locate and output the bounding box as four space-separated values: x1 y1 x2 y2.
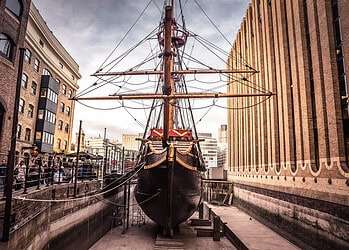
0 0 31 161
217 125 228 170
218 124 227 144
198 133 218 169
122 134 141 151
227 0 349 247
15 3 81 156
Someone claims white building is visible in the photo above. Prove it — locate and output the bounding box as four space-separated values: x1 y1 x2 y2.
198 133 218 169
122 134 141 151
85 137 122 173
217 125 228 170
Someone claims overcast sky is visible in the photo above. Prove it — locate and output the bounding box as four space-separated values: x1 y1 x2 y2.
32 0 249 141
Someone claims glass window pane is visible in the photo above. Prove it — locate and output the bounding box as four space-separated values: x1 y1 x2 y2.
0 33 12 59
5 0 22 17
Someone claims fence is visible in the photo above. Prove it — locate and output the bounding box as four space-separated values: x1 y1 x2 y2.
0 152 120 199
202 179 233 205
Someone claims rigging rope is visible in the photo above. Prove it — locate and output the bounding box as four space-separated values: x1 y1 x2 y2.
97 0 154 72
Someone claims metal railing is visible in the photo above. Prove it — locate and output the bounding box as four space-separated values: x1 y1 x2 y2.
202 179 233 205
0 153 116 199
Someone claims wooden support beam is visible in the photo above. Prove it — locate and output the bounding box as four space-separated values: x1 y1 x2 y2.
91 69 258 77
73 92 275 101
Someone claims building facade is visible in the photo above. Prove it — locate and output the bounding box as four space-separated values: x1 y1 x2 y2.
218 124 227 144
198 133 218 169
16 3 80 156
122 133 141 151
227 0 349 248
0 0 31 160
217 124 228 170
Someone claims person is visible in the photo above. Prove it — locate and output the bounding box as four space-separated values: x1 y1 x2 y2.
14 161 26 190
0 159 7 193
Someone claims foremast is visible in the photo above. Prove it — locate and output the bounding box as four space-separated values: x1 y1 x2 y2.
163 3 175 146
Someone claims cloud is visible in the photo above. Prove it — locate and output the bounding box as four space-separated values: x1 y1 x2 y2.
33 0 249 140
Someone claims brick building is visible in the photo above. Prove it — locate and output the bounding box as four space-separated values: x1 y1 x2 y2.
16 3 81 156
227 0 349 248
0 0 31 161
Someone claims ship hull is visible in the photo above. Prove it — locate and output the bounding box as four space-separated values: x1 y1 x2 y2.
135 160 201 230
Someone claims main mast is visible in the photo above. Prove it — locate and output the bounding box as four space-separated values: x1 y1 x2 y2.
163 3 175 146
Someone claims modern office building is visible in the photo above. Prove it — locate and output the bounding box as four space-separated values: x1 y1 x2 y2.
218 124 227 144
198 133 218 169
227 0 349 247
15 2 81 155
0 0 31 161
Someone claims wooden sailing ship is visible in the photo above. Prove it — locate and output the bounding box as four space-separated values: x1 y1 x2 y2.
74 0 272 235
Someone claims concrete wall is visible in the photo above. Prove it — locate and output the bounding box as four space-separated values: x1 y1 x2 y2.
0 181 105 249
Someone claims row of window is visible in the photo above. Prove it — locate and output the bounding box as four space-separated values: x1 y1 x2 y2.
35 131 68 150
56 138 68 150
42 132 54 145
61 84 73 98
57 120 70 133
24 48 76 97
38 109 56 125
19 98 35 118
40 88 58 104
60 102 71 116
19 101 70 133
17 125 68 149
16 125 31 142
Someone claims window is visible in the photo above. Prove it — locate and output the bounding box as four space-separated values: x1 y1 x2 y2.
68 89 73 98
21 73 28 88
59 62 64 69
66 106 71 116
0 33 13 60
41 88 58 103
45 110 56 124
71 75 75 81
31 81 37 95
34 58 40 72
63 140 68 150
57 138 61 149
24 49 31 63
58 120 63 130
35 131 42 140
42 132 54 145
64 124 69 133
39 40 44 47
42 68 52 76
27 104 34 118
38 109 44 120
47 89 58 103
62 84 67 95
19 98 25 113
25 128 31 141
5 0 23 18
40 88 47 98
60 102 65 112
17 124 22 139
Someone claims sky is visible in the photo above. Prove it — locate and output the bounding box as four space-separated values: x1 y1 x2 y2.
32 0 249 141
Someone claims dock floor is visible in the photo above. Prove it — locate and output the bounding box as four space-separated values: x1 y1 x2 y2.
206 203 299 250
90 221 234 250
